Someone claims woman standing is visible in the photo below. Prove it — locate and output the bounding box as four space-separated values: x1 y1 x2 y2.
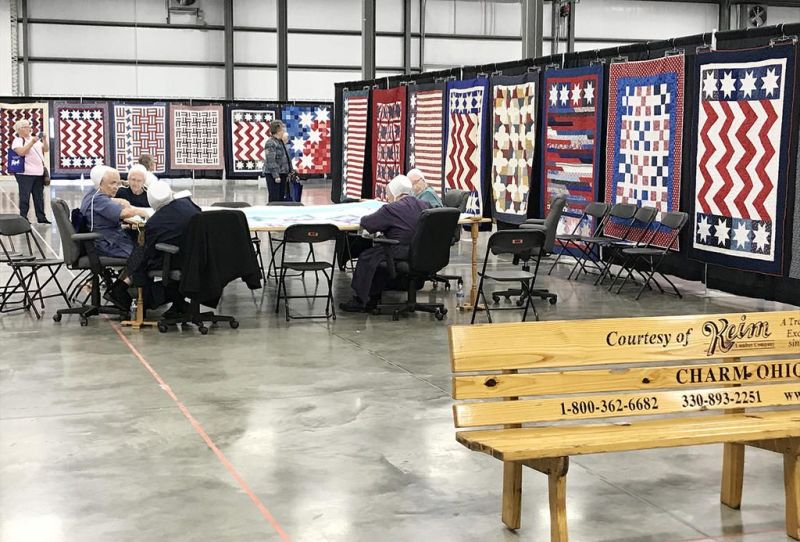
11 119 50 223
262 120 293 202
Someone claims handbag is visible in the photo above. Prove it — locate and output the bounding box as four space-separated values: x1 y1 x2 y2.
7 148 24 174
31 143 50 186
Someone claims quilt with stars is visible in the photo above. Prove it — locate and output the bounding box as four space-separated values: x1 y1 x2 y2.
406 82 446 196
445 77 490 216
542 65 604 240
342 90 370 200
52 101 112 176
169 104 223 170
0 102 50 180
371 87 407 201
606 56 684 248
113 101 167 174
690 45 796 276
282 104 331 176
224 103 278 177
490 73 536 224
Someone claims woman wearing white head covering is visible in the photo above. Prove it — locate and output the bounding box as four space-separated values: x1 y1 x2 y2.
339 174 431 312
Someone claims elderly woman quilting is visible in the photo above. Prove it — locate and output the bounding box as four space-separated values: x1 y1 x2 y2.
116 164 151 208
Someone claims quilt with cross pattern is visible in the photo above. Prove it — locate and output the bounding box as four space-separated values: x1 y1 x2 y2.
169 104 223 170
370 87 407 201
113 101 167 174
0 102 50 180
605 56 684 248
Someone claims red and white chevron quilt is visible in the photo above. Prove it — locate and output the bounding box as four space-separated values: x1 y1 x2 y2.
53 101 111 175
230 109 275 173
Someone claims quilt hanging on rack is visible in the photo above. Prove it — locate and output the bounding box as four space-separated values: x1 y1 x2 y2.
282 104 331 176
542 65 604 238
690 45 796 276
406 82 446 196
225 104 277 176
342 90 369 200
791 127 800 280
445 77 489 216
52 101 112 176
371 87 407 201
490 72 536 224
606 55 684 248
169 104 223 170
0 102 50 180
113 102 167 174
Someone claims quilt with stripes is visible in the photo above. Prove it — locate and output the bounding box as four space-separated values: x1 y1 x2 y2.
371 87 407 201
691 45 796 275
606 56 685 248
0 102 49 180
52 101 112 176
169 104 223 170
542 65 604 238
282 104 331 176
406 82 446 195
342 90 369 200
445 78 489 216
113 102 167 174
490 73 536 224
225 104 277 177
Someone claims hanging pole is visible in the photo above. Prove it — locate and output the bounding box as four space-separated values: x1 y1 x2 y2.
277 0 288 101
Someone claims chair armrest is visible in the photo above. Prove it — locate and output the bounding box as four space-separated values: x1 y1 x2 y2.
520 223 546 231
372 237 400 246
374 238 400 279
523 218 546 225
155 243 180 255
71 232 101 241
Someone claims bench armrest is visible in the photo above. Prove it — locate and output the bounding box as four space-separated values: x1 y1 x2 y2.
155 243 180 255
71 232 101 241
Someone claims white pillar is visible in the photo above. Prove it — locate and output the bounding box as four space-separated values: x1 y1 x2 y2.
0 0 14 95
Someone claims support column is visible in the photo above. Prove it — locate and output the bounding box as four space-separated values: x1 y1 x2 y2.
419 0 426 72
521 0 543 59
550 0 559 56
21 0 29 94
403 0 412 74
223 0 234 99
362 0 376 80
718 0 731 32
566 0 576 53
277 0 288 101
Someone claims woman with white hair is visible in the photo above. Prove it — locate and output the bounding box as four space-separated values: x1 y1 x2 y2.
11 118 50 223
116 164 150 207
339 175 431 312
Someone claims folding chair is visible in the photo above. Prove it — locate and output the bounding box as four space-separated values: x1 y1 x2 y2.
612 211 689 299
546 202 610 275
471 229 546 325
0 215 69 319
210 201 266 283
567 202 637 281
274 223 339 321
594 205 658 286
264 202 318 284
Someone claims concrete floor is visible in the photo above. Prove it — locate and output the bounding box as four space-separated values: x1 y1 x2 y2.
0 179 797 542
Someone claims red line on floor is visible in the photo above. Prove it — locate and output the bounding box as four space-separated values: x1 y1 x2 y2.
110 322 292 542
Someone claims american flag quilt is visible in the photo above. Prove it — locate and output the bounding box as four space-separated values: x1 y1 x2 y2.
0 102 49 180
542 65 604 239
52 101 112 176
169 104 223 170
113 102 167 174
225 103 277 177
342 90 369 200
406 82 446 196
371 87 407 201
690 45 796 276
606 56 685 248
445 78 489 216
282 104 331 176
491 73 536 224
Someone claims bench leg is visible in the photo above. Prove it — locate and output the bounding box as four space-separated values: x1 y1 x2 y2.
721 442 745 509
502 461 523 530
548 469 568 542
786 452 800 540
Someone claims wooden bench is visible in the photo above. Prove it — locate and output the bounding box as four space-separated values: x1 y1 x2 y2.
450 311 800 541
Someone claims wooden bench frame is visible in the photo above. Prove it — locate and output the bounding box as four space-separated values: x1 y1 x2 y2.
450 311 800 541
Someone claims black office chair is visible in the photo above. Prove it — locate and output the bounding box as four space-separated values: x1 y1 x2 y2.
51 199 128 326
492 196 566 306
471 229 547 324
0 215 69 319
274 223 339 321
373 207 460 321
211 201 266 283
431 189 469 290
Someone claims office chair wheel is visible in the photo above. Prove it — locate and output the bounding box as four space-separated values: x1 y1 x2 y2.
434 308 446 321
230 320 239 329
52 313 62 322
392 310 400 321
444 282 451 291
492 294 500 304
516 298 525 307
157 323 169 333
432 281 438 289
198 325 209 335
79 316 88 327
549 296 558 305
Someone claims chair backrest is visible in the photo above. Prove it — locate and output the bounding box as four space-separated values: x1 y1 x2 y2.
542 197 567 251
584 201 610 220
630 205 659 243
211 201 251 208
52 198 82 266
487 229 546 257
283 223 339 244
660 211 688 231
609 202 638 220
268 201 304 207
408 207 460 273
443 189 469 213
0 216 31 237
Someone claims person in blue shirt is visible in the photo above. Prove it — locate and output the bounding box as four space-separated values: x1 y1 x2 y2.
408 168 443 208
80 166 149 258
